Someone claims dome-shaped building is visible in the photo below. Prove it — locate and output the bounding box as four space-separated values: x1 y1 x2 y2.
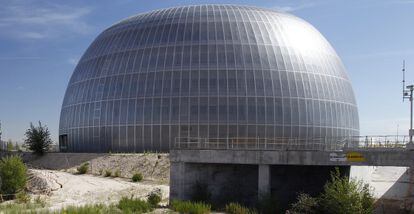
59 5 359 152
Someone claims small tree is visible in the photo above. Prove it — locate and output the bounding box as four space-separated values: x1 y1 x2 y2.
318 168 374 214
24 122 52 155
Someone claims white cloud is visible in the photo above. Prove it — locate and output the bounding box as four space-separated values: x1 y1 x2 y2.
273 2 317 12
0 1 93 40
21 32 47 39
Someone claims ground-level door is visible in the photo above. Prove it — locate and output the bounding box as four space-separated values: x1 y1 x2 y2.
59 134 68 152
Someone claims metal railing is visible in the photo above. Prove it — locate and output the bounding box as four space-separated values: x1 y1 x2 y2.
174 135 409 151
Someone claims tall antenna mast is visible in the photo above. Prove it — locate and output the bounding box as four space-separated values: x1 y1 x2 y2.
0 121 2 151
403 60 406 101
402 60 414 148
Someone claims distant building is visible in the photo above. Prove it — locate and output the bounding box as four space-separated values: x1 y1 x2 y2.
59 5 359 152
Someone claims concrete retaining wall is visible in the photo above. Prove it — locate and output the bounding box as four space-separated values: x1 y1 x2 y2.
0 152 106 169
351 166 414 213
0 152 170 183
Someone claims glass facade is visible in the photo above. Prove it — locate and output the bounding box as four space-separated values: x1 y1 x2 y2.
59 5 359 152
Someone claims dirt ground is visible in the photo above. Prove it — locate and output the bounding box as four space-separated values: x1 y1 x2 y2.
28 169 169 210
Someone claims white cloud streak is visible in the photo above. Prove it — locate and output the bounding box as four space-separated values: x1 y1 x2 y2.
0 1 93 40
273 2 317 12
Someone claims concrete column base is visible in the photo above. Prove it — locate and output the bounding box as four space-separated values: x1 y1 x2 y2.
258 164 270 198
170 162 185 201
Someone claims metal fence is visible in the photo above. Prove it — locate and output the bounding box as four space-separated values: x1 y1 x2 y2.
174 135 410 151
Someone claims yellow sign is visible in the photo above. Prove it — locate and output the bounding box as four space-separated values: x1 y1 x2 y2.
346 152 365 162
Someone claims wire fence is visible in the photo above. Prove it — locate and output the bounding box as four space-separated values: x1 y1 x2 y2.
174 135 410 151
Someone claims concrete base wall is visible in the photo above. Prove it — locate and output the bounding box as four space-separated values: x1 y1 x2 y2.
171 162 258 207
170 161 351 209
350 166 414 213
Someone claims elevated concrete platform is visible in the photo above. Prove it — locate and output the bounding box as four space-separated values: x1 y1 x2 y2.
170 148 414 210
170 148 414 167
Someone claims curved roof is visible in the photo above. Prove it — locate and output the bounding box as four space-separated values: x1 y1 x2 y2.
60 5 359 152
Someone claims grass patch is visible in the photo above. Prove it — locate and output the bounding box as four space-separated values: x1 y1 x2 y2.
117 196 153 213
0 201 47 213
0 198 151 213
15 191 30 203
61 204 121 214
225 202 257 214
170 200 211 214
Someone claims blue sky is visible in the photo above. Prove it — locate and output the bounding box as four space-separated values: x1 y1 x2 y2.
0 0 414 143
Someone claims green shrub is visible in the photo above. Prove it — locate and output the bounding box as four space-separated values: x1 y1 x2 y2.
117 196 153 213
113 169 121 177
225 202 257 214
77 162 89 174
170 200 211 214
147 189 162 207
0 155 27 195
98 169 103 175
104 169 112 177
318 168 374 214
132 172 143 182
288 193 318 214
15 191 30 203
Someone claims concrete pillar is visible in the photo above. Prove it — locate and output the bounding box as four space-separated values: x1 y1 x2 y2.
258 164 270 197
170 162 185 201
